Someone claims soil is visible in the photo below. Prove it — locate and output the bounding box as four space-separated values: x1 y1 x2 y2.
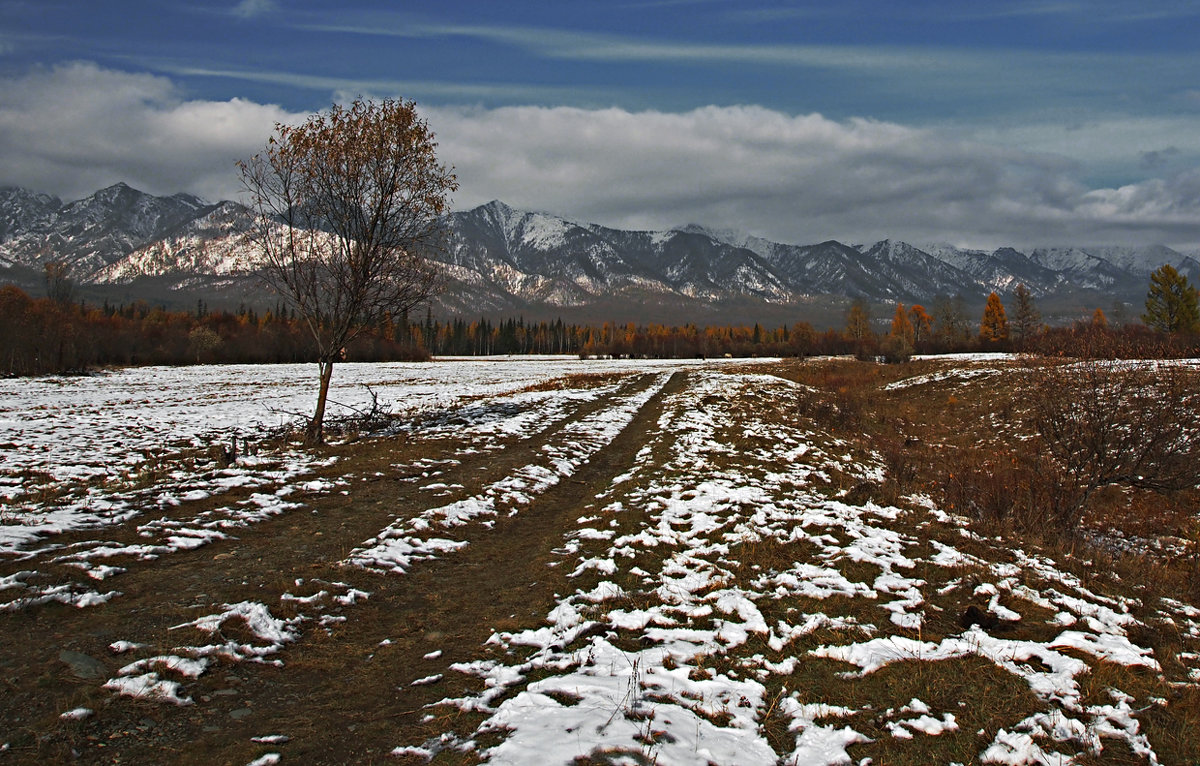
0 371 682 764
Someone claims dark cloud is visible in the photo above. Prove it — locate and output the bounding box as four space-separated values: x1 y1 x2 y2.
1 64 1197 250
426 104 1200 249
1140 146 1181 170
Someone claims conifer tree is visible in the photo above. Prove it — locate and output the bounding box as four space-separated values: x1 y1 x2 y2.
890 303 915 346
1143 264 1200 334
1011 283 1041 345
979 292 1009 345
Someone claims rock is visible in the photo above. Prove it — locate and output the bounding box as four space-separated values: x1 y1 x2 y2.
229 708 253 720
58 650 106 679
959 604 1001 631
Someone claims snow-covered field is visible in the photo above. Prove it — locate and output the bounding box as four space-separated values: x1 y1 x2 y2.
0 357 745 553
0 356 737 489
1 356 1197 764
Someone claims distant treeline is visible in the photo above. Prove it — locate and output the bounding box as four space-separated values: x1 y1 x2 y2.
0 286 428 377
3 284 1196 377
1 285 848 375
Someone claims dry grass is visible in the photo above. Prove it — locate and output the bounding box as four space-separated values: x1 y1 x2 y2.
516 371 631 394
749 356 1200 764
779 357 1200 571
6 358 1200 764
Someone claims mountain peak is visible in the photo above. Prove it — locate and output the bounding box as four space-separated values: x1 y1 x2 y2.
479 199 515 214
0 184 1185 310
91 181 139 199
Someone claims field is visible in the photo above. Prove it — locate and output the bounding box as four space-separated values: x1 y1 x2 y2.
1 356 1199 765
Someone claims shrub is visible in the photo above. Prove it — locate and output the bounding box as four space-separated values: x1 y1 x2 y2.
878 334 913 364
1020 358 1200 531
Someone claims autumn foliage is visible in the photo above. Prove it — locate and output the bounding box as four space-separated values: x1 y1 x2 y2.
240 98 457 442
0 286 432 377
979 292 1009 345
0 286 866 377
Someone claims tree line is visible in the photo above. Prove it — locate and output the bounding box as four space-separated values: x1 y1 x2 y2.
4 265 1197 377
0 284 848 376
857 264 1200 361
0 286 429 377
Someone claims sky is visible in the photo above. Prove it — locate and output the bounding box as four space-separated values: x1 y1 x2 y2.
1 0 1199 249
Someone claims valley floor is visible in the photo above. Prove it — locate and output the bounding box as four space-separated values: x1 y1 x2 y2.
0 357 1197 764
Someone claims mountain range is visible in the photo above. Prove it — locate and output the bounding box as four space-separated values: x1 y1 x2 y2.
2 183 1197 321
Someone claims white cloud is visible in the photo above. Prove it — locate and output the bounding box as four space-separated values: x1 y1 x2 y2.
1 63 1197 249
426 104 1200 248
0 62 302 202
232 0 277 19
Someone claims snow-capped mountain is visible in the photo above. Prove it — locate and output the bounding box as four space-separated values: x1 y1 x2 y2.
0 183 215 277
92 201 259 285
440 201 791 306
2 183 1197 313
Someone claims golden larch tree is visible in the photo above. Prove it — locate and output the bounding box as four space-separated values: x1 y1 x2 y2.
908 304 932 347
890 303 915 346
979 292 1009 344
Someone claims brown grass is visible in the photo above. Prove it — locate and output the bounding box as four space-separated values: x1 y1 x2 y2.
517 372 631 394
5 357 1200 764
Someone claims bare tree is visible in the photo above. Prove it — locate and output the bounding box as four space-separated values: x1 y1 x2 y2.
44 261 75 306
1010 283 1041 347
239 99 457 444
932 293 970 350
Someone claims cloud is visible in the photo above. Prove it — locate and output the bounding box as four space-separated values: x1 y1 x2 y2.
970 118 1200 175
146 61 608 104
1 63 1197 249
0 62 302 201
231 0 277 19
302 20 967 73
1140 146 1181 170
425 104 1200 248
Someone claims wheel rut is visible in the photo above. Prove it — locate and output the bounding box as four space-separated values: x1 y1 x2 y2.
1 371 686 764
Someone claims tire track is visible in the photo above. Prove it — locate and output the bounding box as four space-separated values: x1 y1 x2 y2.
0 372 677 764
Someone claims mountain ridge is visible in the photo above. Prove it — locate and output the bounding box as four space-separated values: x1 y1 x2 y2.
2 183 1198 314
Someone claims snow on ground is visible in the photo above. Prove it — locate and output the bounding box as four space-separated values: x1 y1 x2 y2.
392 368 1185 764
0 357 754 556
883 365 1004 391
0 357 741 491
0 357 762 727
3 356 1198 763
346 372 672 574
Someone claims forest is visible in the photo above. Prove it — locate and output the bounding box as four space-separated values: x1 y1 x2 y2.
2 280 1198 377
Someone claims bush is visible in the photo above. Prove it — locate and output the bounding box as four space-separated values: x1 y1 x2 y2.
878 334 913 364
1020 359 1200 531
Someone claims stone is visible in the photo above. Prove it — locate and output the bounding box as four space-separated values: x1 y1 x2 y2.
58 650 106 679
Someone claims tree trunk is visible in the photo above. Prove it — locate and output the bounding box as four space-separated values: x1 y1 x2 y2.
307 360 335 445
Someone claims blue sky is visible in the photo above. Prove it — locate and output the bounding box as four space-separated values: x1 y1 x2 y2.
2 0 1199 248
